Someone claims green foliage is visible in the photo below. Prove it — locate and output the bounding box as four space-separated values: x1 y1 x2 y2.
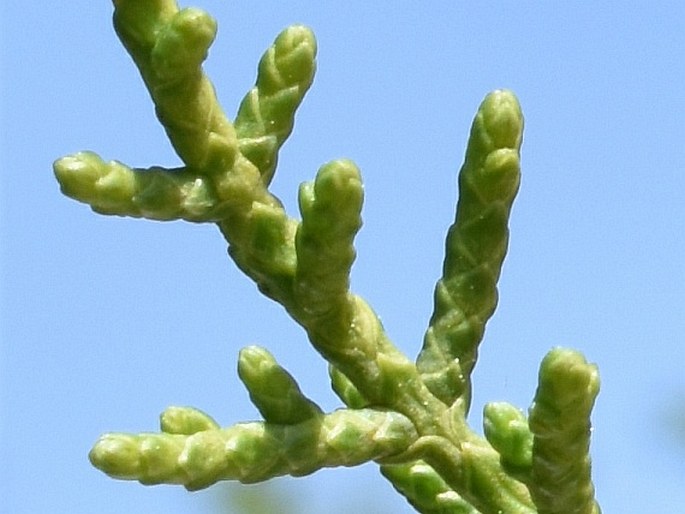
54 1 601 512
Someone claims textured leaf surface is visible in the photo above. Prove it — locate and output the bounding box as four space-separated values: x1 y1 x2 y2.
528 348 600 514
417 90 523 411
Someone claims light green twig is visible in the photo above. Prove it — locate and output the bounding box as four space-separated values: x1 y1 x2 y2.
483 402 533 475
416 91 523 412
89 408 418 490
234 26 317 185
54 152 221 222
528 349 601 514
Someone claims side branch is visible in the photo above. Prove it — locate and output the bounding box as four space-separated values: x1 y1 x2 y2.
53 152 221 221
235 26 317 185
417 90 523 411
528 348 601 514
89 408 418 491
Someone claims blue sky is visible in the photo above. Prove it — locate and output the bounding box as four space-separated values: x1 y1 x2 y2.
2 2 684 512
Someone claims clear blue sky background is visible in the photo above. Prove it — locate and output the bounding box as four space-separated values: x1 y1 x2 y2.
2 2 684 513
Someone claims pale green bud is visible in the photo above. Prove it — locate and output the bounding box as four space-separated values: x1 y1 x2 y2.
483 402 533 471
150 8 216 82
238 345 323 425
328 365 369 409
160 406 220 435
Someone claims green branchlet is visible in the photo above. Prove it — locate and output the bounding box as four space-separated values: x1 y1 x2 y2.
90 407 417 490
417 91 523 412
381 462 479 514
238 345 323 425
55 1 601 512
294 159 363 320
114 4 233 172
55 1 315 224
483 402 533 473
528 349 601 514
235 26 317 185
53 152 220 221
